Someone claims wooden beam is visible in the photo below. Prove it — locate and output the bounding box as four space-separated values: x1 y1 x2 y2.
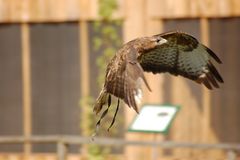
200 18 223 151
79 20 90 159
0 0 240 23
79 0 90 20
21 23 32 158
124 0 166 159
147 0 240 19
144 18 165 160
200 18 211 143
57 141 67 160
123 0 147 159
79 23 89 98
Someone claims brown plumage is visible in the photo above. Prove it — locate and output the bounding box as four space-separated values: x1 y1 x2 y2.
93 31 223 131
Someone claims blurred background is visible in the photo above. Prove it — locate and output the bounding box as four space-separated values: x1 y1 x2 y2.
0 0 240 160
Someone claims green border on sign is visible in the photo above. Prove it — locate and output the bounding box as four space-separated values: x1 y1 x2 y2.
128 104 180 134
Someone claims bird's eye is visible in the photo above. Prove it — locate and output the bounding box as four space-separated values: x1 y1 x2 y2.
155 38 167 45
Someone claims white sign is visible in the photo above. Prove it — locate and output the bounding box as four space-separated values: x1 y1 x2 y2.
128 104 179 133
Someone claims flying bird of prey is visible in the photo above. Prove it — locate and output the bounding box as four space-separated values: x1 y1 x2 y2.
93 31 223 131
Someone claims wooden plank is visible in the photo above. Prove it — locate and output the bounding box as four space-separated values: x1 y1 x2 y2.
66 0 81 20
148 0 240 18
200 18 228 157
144 18 165 159
123 0 147 159
79 21 89 114
163 19 203 158
200 18 225 159
200 18 220 142
21 23 32 159
57 141 67 160
0 0 124 23
79 0 90 19
199 18 213 158
124 1 167 160
0 0 240 23
79 20 90 159
0 136 239 150
232 0 240 15
200 18 211 142
0 135 237 159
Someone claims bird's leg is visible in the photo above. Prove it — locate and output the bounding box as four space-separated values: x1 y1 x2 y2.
107 98 120 131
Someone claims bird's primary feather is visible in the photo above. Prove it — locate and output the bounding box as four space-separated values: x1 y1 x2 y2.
139 32 223 89
93 31 223 131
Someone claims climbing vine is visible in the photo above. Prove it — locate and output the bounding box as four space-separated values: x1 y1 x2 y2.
80 0 123 159
93 0 123 134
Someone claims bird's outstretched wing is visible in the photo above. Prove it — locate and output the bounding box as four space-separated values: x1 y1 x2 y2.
104 47 151 113
138 31 224 89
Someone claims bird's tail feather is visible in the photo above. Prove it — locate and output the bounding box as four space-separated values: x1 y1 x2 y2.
93 88 108 115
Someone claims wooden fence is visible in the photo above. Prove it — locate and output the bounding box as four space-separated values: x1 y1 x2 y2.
0 135 239 160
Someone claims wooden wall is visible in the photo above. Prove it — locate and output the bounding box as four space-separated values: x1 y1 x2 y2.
0 0 124 22
0 0 239 23
148 0 240 18
122 0 240 160
0 0 239 160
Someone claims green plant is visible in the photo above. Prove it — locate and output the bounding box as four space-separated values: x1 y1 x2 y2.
92 0 123 135
80 0 123 159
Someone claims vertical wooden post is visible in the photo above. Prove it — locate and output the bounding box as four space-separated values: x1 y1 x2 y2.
79 0 91 158
79 22 89 98
79 20 90 158
124 0 166 159
57 141 67 160
145 19 165 159
200 18 224 159
21 23 32 159
123 0 147 159
200 18 211 142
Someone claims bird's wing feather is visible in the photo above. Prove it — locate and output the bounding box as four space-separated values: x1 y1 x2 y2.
138 31 223 89
104 47 150 113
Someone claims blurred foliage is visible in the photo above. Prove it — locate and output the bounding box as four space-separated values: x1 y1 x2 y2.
80 0 123 159
98 0 118 20
94 21 122 87
79 96 94 136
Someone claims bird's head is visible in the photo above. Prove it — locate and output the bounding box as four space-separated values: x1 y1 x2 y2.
136 36 167 52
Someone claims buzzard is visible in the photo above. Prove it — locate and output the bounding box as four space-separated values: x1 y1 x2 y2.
93 31 223 131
